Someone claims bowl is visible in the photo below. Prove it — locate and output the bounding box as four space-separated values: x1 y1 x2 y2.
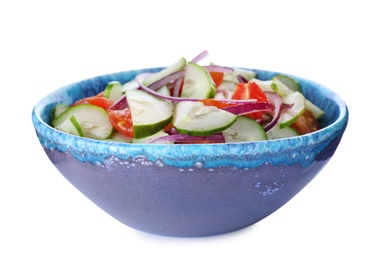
32 67 348 237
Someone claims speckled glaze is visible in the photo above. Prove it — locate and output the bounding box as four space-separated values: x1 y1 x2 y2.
32 67 348 237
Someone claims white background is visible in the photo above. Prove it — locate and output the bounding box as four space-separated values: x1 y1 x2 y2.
1 0 368 259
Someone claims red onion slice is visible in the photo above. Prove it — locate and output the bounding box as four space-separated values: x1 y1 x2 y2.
236 74 248 83
191 50 209 63
172 77 183 97
222 102 274 115
203 65 234 73
150 133 225 144
147 70 186 91
109 95 128 110
263 91 283 132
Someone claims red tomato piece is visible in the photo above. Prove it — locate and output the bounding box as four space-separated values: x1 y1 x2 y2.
231 82 269 120
210 71 224 88
231 82 248 100
248 81 268 102
108 108 134 138
73 96 113 110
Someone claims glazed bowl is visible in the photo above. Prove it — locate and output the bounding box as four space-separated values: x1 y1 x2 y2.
32 67 348 237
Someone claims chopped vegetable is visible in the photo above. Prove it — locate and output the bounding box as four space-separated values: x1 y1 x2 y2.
50 50 324 143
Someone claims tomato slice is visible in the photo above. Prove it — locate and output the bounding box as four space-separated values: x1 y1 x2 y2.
247 82 268 102
231 82 248 100
73 96 113 110
108 108 134 137
231 82 268 120
291 109 321 135
210 71 224 88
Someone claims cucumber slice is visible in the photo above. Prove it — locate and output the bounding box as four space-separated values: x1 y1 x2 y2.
279 91 306 128
266 125 298 140
52 104 114 139
217 80 236 93
214 81 236 99
156 85 171 96
273 74 302 93
103 81 123 102
131 130 172 144
54 115 84 137
250 79 278 93
181 62 216 99
272 77 294 97
121 79 139 93
222 116 267 143
109 132 132 143
173 101 237 136
305 99 325 119
51 103 69 120
223 68 257 82
126 89 174 138
143 57 187 86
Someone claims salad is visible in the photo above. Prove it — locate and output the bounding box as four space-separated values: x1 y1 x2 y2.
51 50 324 144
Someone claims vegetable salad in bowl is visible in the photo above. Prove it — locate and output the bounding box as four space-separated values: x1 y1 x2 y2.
51 50 324 144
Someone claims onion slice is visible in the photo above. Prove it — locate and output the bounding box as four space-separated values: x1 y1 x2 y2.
150 133 225 144
263 91 283 132
147 70 185 91
203 65 234 73
222 102 273 115
236 74 248 83
109 95 128 110
191 50 209 63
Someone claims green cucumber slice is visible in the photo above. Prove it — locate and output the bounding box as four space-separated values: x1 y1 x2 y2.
52 104 114 139
217 80 236 92
266 125 298 140
305 99 325 119
273 77 294 97
121 79 139 93
223 68 257 82
109 132 132 143
131 130 172 144
273 74 302 93
126 89 173 138
250 79 278 92
222 116 267 143
51 103 69 120
143 57 187 86
103 81 123 102
181 62 216 99
156 85 171 96
54 115 84 137
173 101 237 136
279 91 306 128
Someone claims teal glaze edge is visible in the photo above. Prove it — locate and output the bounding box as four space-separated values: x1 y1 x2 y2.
33 110 347 169
32 67 349 169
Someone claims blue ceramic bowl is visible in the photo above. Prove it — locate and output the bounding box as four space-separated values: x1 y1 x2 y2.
32 67 348 237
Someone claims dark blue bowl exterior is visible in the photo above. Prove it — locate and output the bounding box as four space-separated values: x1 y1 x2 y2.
32 68 348 237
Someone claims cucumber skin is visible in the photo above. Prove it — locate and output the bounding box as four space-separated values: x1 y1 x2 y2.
223 116 267 143
173 101 237 137
126 90 174 139
133 117 172 139
51 104 114 139
175 119 236 137
181 62 216 99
